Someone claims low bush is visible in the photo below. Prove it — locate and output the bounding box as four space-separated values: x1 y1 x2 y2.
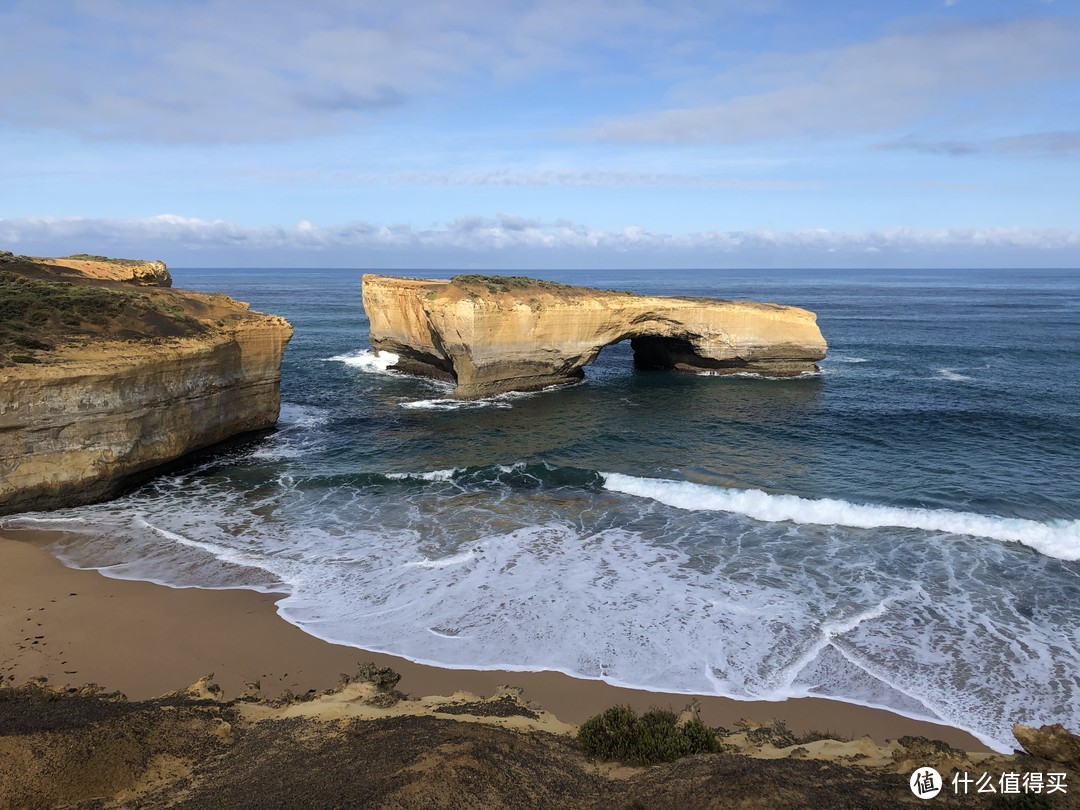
0 268 204 364
451 274 570 294
578 705 722 765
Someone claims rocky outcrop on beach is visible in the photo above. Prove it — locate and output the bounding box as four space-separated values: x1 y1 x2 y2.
0 254 291 515
1014 722 1080 768
362 274 827 399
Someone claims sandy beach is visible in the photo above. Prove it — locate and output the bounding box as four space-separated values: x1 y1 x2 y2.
0 529 988 751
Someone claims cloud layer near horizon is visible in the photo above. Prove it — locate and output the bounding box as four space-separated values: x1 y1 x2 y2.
3 215 1077 269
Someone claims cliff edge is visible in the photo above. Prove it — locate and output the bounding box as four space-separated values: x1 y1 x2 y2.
0 252 292 516
362 274 827 399
29 253 173 287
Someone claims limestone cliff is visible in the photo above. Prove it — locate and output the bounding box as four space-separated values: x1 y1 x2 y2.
362 274 827 399
0 255 291 515
31 254 172 286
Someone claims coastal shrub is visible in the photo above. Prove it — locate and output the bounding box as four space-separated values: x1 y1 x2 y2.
65 253 112 262
0 270 123 326
12 335 52 350
578 705 722 765
149 299 186 318
0 269 204 365
451 274 570 294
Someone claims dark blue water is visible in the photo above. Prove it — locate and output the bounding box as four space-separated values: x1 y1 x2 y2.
11 267 1080 751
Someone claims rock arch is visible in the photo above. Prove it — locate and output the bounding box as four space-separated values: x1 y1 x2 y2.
362 274 827 399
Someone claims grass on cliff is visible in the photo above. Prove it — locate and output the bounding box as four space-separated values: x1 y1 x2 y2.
0 269 204 366
451 274 572 294
65 253 113 262
64 253 159 267
449 274 630 298
577 706 723 765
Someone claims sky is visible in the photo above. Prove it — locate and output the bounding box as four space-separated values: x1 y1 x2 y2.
1 0 1078 269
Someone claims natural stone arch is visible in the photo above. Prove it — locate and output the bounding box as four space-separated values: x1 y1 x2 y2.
362 274 827 399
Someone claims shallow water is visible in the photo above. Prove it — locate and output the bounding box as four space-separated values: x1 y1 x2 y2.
7 266 1079 752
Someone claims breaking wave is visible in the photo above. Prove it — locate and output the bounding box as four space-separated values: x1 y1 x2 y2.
600 472 1080 561
326 349 401 374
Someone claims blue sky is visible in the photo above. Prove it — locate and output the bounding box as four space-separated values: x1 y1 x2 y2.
1 0 1078 268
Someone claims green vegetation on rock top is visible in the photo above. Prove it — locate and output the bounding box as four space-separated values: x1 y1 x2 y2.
64 254 156 266
449 274 632 297
450 274 572 293
65 253 113 262
0 268 202 367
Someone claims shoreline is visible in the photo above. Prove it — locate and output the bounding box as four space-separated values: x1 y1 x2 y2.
0 528 990 752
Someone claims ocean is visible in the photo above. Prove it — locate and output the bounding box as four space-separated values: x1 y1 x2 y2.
7 267 1079 752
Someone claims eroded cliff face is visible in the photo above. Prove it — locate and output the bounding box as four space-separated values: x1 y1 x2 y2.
0 256 291 515
362 274 827 399
30 255 172 287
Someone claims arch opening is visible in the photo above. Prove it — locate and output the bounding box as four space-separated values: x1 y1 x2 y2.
582 339 635 381
629 335 732 372
582 333 741 380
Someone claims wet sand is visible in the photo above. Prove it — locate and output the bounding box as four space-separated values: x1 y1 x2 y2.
0 529 989 751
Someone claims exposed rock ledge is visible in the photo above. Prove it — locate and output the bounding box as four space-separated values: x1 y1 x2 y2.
29 253 172 287
0 254 292 515
363 274 828 399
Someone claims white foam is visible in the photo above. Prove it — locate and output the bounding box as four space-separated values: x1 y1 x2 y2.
834 356 869 363
326 349 400 374
601 473 1080 561
249 444 307 460
936 368 975 382
427 627 465 639
403 550 476 569
399 386 563 410
277 403 331 429
386 469 459 482
400 398 510 410
2 516 86 526
694 370 821 380
135 518 286 582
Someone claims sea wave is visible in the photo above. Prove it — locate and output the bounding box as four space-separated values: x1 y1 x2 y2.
385 469 458 482
400 398 511 410
403 550 477 569
399 384 568 410
326 349 400 374
935 368 975 382
2 515 87 526
11 460 1076 753
383 462 604 490
600 473 1080 561
692 369 822 380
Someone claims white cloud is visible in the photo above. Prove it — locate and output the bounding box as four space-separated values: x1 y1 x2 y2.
880 130 1080 157
238 167 814 190
0 0 757 143
3 214 1077 269
591 18 1080 143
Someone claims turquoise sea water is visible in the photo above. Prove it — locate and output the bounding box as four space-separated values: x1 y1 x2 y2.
7 267 1079 752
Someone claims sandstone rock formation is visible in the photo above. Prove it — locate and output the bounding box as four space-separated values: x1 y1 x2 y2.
0 255 291 515
1013 722 1080 767
363 274 827 399
29 253 173 286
